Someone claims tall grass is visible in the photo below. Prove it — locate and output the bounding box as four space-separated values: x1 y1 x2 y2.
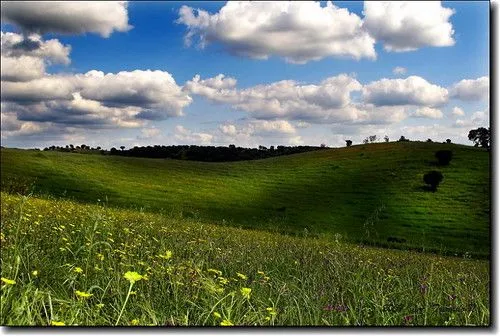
0 193 489 326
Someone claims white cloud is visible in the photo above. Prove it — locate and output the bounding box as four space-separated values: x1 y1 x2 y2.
174 125 213 144
139 127 161 139
413 107 443 119
0 31 72 82
392 66 407 75
1 111 51 138
177 1 376 63
1 32 71 65
451 106 465 117
362 76 448 107
186 73 367 122
78 70 192 119
363 1 455 52
450 76 489 101
1 69 192 131
1 2 132 37
1 55 45 82
453 110 489 129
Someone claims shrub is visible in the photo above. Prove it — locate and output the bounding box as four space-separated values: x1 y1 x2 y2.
423 171 443 192
435 150 452 166
345 140 352 147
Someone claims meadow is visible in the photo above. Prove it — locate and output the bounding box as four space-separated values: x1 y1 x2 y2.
0 193 490 326
0 142 490 326
0 142 490 257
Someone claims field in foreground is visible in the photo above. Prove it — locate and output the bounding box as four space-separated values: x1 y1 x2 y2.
0 193 489 326
0 142 490 257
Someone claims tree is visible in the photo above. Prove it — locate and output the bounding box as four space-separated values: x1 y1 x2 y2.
120 146 126 151
426 138 433 143
345 140 352 147
368 135 377 143
398 136 409 142
446 139 452 144
320 143 327 148
384 135 389 142
363 138 369 144
423 171 444 192
468 127 490 148
435 150 452 166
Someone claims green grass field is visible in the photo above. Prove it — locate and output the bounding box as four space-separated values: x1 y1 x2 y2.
0 193 490 326
0 142 490 257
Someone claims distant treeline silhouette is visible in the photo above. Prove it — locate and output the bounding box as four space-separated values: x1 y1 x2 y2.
42 144 328 162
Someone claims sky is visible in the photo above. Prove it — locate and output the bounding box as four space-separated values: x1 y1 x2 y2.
0 1 490 149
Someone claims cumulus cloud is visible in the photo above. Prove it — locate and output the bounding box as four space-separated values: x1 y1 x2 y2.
177 1 376 63
449 76 489 101
453 110 489 129
363 1 455 52
185 73 369 122
78 70 192 119
1 2 132 37
362 76 448 107
1 55 45 82
451 106 465 117
1 32 72 82
393 66 407 75
1 32 71 65
1 69 192 133
412 107 443 119
174 125 214 144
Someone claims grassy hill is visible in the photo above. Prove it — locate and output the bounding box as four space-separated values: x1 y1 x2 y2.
0 142 490 257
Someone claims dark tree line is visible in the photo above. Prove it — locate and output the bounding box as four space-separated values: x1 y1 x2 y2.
43 144 328 162
109 144 328 162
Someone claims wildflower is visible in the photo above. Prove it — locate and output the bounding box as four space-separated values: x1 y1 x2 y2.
220 319 234 326
51 321 65 326
236 272 247 280
1 277 16 285
32 270 38 276
124 271 144 284
419 283 428 295
403 315 413 324
240 287 252 300
213 312 222 319
158 250 173 260
73 267 83 274
96 303 105 309
257 271 265 275
266 307 277 316
208 269 222 277
131 319 140 326
96 253 104 261
75 290 93 298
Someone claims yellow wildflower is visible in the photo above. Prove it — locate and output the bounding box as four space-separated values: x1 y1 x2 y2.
158 250 173 260
220 319 234 326
1 277 16 285
51 321 65 326
32 270 38 276
236 272 247 280
73 267 83 274
266 307 277 316
213 312 222 319
96 303 105 309
240 287 252 300
75 290 93 298
124 271 144 284
131 319 140 326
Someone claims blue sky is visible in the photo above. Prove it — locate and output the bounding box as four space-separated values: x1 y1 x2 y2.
0 1 490 149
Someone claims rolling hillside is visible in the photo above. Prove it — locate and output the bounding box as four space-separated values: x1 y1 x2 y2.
0 142 490 257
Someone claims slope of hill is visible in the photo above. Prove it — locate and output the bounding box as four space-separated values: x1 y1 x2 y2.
0 142 490 257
